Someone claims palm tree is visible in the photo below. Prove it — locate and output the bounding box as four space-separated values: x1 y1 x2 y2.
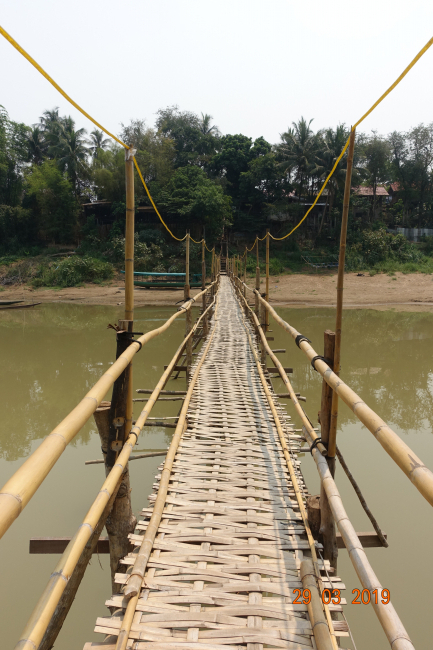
27 126 47 165
278 117 318 200
315 124 349 234
87 129 111 158
199 113 220 137
51 118 90 194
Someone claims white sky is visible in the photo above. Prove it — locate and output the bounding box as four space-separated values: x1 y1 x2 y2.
1 0 432 144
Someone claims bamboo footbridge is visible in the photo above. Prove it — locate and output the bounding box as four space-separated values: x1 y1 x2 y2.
2 24 433 650
86 276 348 650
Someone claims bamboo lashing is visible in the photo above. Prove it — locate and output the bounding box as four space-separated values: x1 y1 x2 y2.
328 128 356 459
0 282 216 540
248 286 433 507
303 426 414 649
13 295 217 650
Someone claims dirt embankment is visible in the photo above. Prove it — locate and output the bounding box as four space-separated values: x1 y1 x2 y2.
2 272 433 311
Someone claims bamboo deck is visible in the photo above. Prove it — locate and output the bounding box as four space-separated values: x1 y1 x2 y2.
84 277 349 650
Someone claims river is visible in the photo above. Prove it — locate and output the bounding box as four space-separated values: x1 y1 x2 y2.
1 302 432 649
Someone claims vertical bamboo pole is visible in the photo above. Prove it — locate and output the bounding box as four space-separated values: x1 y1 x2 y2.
243 246 247 296
265 229 270 332
201 239 208 336
328 128 356 459
124 148 135 322
319 330 338 570
124 147 135 452
185 232 192 382
255 237 260 317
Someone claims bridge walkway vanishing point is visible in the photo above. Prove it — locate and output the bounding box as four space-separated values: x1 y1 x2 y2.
85 276 349 650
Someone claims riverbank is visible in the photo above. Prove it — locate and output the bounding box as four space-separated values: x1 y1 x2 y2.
2 271 433 311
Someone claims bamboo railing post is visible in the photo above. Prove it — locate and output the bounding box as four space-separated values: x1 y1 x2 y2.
201 239 208 337
243 246 247 297
328 128 356 459
124 147 135 322
265 228 270 331
185 232 192 382
319 329 338 570
255 237 260 317
123 145 135 504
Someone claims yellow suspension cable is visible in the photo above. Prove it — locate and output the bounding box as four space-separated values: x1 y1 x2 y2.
0 25 128 150
270 36 433 241
133 158 187 242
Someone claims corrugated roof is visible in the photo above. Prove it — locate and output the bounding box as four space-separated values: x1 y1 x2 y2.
353 186 389 197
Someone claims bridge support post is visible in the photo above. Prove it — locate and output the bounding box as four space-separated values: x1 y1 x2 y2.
185 232 192 382
265 229 270 332
201 239 208 337
319 329 338 570
255 237 260 317
100 321 138 592
328 127 356 457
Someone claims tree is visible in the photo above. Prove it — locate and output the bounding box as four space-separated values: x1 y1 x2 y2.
359 132 391 219
25 160 79 243
158 166 232 240
0 106 28 206
88 129 110 158
27 126 47 165
278 117 319 200
315 124 350 234
156 106 218 167
199 113 220 137
50 117 90 195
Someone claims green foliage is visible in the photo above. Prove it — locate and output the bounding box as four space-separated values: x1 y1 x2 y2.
25 160 79 243
159 166 232 239
0 205 36 253
33 256 114 287
347 229 424 269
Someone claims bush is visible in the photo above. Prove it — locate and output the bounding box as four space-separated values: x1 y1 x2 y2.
347 228 423 269
33 256 114 287
269 257 285 275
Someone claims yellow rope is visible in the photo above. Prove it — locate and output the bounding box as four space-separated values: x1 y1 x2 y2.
2 23 431 245
270 36 433 241
0 23 191 244
0 25 128 150
133 158 187 242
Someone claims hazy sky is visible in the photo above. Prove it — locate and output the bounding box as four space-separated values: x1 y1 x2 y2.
1 0 432 145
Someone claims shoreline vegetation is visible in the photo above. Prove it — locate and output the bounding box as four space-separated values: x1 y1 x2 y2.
2 105 433 290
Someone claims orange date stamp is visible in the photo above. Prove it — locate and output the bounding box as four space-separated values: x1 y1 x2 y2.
293 588 390 605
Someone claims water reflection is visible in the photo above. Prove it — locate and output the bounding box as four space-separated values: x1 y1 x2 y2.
274 308 433 434
0 304 187 460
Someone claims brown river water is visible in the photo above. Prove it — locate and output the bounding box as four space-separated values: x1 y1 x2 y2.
1 302 432 649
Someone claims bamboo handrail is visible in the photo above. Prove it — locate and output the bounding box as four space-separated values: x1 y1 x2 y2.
114 294 221 650
13 296 217 650
236 275 413 648
303 426 414 650
244 282 433 507
0 282 216 541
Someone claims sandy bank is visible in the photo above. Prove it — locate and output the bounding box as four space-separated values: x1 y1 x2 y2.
2 272 433 312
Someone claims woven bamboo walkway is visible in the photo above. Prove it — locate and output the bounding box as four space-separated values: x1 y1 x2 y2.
85 277 348 650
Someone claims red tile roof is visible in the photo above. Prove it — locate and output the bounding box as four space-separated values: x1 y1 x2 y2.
352 186 389 197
